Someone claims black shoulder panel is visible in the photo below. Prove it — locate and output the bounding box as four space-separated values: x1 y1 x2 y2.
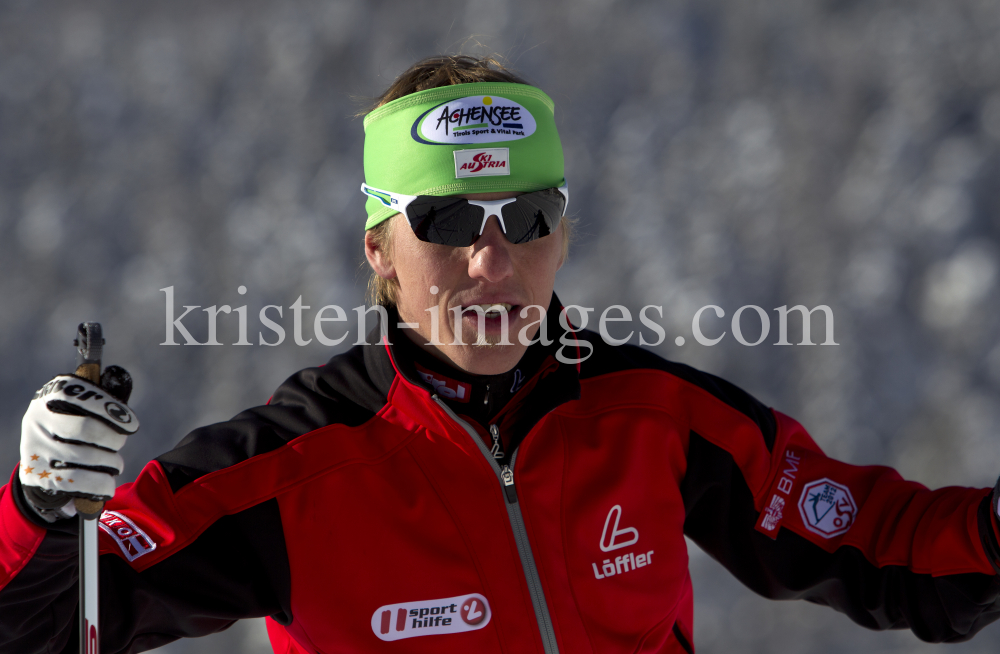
157 344 389 492
578 332 777 450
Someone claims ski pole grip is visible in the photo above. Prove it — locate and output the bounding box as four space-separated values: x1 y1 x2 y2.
73 323 105 519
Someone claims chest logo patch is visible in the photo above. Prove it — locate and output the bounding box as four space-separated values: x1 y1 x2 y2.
592 504 654 580
600 504 639 551
798 478 857 538
371 593 491 642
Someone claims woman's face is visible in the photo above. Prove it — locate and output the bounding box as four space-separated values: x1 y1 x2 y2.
365 192 566 375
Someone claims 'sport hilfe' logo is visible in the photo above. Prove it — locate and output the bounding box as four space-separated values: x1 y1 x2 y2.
797 478 857 538
371 593 490 642
412 95 537 145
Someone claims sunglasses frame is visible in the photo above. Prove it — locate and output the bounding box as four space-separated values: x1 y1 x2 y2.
362 182 570 244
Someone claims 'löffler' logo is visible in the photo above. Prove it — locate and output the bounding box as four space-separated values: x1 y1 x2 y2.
371 593 491 642
592 504 654 580
600 504 639 551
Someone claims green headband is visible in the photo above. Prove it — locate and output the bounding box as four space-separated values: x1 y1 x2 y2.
362 82 565 229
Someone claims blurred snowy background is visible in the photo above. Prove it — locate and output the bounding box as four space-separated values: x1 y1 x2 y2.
3 0 1000 651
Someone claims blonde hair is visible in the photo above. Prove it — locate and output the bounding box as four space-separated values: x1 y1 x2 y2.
367 216 398 307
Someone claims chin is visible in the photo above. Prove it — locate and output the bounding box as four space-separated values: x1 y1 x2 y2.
473 332 506 348
453 341 526 375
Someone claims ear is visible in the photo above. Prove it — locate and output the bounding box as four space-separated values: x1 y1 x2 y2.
365 221 397 280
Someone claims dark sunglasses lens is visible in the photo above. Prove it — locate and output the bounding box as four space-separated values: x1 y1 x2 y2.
500 189 566 244
405 197 484 247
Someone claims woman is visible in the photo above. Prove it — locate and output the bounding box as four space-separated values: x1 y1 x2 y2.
3 54 999 654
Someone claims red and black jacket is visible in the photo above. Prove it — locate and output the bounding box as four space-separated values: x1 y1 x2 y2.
2 298 1000 653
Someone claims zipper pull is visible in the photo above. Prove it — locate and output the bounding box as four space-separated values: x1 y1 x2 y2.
489 424 504 459
500 464 517 504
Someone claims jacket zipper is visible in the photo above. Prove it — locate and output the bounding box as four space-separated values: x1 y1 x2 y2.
433 396 560 654
490 423 504 459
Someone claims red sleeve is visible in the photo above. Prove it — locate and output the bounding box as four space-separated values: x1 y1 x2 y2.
0 467 47 593
750 411 995 577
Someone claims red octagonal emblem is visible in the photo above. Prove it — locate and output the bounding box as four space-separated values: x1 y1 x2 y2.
797 478 857 538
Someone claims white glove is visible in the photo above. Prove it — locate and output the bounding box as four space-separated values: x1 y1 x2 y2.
19 373 139 521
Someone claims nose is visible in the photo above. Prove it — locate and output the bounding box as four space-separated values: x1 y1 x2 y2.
467 215 514 282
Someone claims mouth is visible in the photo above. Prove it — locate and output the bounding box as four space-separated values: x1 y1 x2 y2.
467 302 514 318
456 302 521 343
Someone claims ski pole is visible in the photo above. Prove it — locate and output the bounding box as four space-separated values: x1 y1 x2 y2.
74 322 103 654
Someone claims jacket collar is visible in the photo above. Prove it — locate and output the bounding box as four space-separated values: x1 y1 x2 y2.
364 293 582 445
